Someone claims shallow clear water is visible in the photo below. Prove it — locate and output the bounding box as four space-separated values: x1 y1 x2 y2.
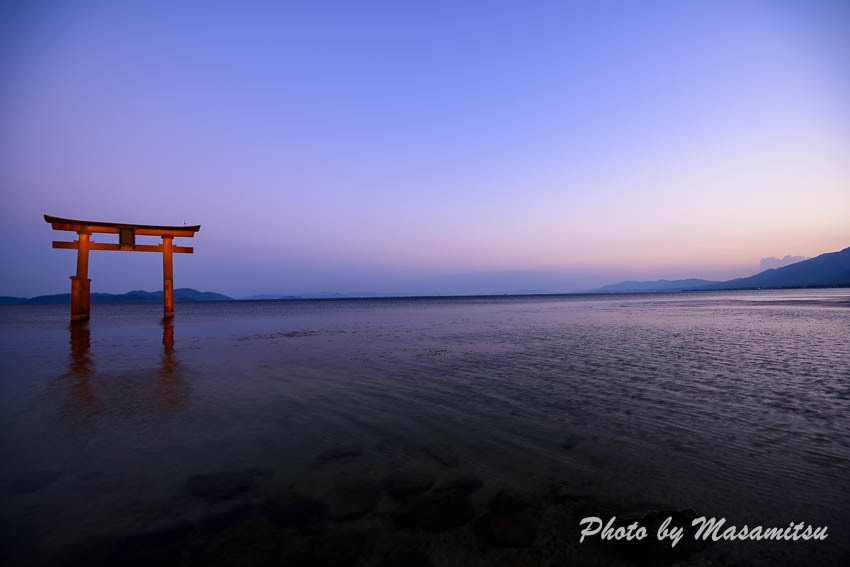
1 290 849 565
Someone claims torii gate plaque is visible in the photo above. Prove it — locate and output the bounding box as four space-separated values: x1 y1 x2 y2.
44 215 201 321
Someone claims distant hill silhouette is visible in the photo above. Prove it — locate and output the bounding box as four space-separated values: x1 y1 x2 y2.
241 292 353 300
241 294 304 300
0 288 231 305
585 245 850 293
582 278 719 293
697 246 850 290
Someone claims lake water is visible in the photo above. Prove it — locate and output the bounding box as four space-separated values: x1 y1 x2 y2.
1 290 848 566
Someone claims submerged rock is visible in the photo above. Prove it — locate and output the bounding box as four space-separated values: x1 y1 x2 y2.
325 480 381 520
57 536 121 567
434 475 484 496
380 549 435 567
242 466 275 479
196 517 281 566
10 469 63 494
474 511 539 548
201 499 256 534
423 445 459 468
283 532 371 566
390 490 474 532
125 516 196 551
185 469 265 501
107 517 198 566
474 489 539 548
316 444 363 464
264 490 326 528
385 471 435 498
490 490 533 514
612 506 703 566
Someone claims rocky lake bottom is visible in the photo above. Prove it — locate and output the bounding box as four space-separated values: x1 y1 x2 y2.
7 436 802 567
1 291 848 566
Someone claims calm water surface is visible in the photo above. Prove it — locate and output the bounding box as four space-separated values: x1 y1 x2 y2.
1 290 849 565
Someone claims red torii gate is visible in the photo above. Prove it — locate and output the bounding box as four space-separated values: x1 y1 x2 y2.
45 215 201 321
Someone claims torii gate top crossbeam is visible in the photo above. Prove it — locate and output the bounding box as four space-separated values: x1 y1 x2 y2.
44 214 200 237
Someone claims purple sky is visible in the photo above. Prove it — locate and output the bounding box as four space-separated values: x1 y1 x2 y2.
2 1 849 297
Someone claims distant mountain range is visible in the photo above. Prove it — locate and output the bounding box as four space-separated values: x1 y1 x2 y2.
241 293 303 300
240 292 347 300
585 278 720 293
583 245 850 293
699 246 850 290
2 246 848 303
0 288 231 305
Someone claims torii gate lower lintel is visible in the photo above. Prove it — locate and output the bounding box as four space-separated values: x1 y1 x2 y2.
44 215 201 321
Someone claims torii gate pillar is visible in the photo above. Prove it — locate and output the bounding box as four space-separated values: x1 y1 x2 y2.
70 232 92 321
162 236 174 319
45 215 201 321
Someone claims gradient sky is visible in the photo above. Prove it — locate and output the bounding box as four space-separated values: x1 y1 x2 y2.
2 0 849 297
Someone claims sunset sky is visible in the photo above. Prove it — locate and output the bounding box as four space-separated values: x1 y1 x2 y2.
2 1 849 297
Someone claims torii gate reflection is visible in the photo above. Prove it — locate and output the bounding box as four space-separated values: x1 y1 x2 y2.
44 215 201 320
65 319 186 414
